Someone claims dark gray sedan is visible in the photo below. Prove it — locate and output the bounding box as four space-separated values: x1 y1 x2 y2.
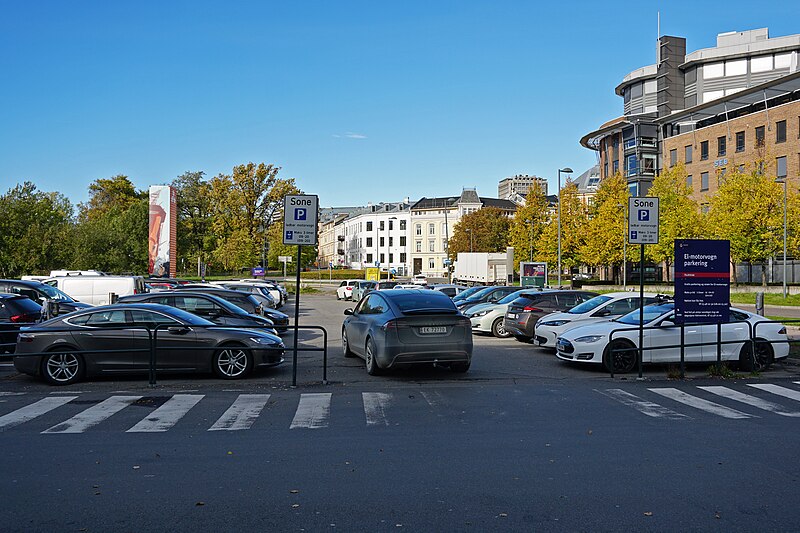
13 303 284 385
342 290 472 375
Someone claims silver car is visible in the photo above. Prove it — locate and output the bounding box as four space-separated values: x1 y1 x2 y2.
342 290 472 375
464 289 528 338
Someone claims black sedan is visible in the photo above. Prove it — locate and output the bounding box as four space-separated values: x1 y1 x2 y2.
0 279 92 315
14 303 284 385
173 285 290 331
1 294 43 356
342 289 472 375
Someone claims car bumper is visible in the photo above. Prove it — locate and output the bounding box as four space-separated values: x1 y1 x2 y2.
534 328 559 348
252 346 285 367
13 353 42 376
469 316 493 334
377 342 472 369
503 320 534 338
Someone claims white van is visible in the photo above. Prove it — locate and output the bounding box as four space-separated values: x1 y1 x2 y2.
49 270 105 277
44 276 146 305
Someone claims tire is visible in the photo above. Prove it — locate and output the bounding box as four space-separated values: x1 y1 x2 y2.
602 339 638 374
738 339 774 372
342 328 355 358
213 344 253 379
336 293 341 300
41 347 84 385
365 338 382 376
450 362 470 373
514 335 532 343
491 318 511 338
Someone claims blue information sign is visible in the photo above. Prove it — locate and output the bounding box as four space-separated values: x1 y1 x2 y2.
674 239 730 324
251 267 265 277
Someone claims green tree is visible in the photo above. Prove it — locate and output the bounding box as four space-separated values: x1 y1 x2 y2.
508 184 549 271
580 172 628 282
535 181 587 283
172 171 215 274
706 166 783 286
79 175 142 221
448 207 511 260
645 164 703 281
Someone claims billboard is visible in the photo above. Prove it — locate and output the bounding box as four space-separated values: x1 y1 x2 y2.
674 239 730 324
148 185 177 278
520 262 547 287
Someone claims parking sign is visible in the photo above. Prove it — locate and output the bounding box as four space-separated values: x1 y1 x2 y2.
628 197 659 244
283 195 318 245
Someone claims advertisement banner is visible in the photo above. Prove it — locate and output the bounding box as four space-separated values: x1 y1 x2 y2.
674 239 730 324
148 185 177 278
520 262 547 287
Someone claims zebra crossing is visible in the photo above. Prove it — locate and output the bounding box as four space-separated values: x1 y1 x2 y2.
597 381 800 420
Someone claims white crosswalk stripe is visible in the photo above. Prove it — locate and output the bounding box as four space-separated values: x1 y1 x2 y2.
0 396 77 431
290 393 331 429
362 392 391 426
43 396 142 434
597 389 688 419
127 394 204 433
649 388 755 419
699 386 800 417
209 394 271 431
748 384 800 402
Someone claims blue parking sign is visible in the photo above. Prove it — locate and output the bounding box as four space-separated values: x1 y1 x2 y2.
294 208 307 220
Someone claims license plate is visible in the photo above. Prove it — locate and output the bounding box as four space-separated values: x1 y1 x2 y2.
506 313 517 319
419 326 447 334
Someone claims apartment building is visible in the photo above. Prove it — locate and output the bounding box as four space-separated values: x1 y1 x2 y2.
498 174 548 200
340 200 412 275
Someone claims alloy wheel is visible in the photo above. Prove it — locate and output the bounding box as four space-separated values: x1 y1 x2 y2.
217 348 249 378
45 352 80 383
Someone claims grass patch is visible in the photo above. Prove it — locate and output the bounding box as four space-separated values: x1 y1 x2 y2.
706 363 744 379
729 292 800 307
284 283 320 294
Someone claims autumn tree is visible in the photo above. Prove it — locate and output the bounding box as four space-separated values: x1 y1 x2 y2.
580 172 628 282
508 184 549 271
448 207 511 260
79 175 142 221
535 181 587 283
172 171 215 272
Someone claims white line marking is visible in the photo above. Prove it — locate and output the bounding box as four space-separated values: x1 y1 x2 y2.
49 391 87 394
0 392 25 396
290 393 331 429
208 394 270 431
0 396 77 430
700 386 800 417
748 384 800 402
596 389 688 419
127 395 204 433
421 390 445 408
363 392 391 426
649 388 755 419
43 396 142 433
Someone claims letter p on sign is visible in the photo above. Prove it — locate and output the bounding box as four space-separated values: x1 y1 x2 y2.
294 208 307 220
638 210 649 221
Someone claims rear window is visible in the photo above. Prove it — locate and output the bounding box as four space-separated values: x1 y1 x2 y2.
391 293 457 313
7 297 42 314
568 295 612 314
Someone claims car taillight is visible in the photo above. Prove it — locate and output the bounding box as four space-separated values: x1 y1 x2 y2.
382 320 398 331
523 306 543 312
10 314 36 323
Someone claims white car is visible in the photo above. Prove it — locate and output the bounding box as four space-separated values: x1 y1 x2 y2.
336 280 363 300
411 274 428 286
534 292 659 348
464 289 528 338
555 302 789 374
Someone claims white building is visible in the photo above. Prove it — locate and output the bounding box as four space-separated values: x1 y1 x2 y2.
342 200 412 275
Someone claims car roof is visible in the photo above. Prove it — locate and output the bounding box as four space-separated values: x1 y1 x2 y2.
0 292 29 300
0 279 45 288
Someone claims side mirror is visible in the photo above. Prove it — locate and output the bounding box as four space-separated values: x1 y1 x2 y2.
594 310 611 317
660 320 675 328
344 308 354 316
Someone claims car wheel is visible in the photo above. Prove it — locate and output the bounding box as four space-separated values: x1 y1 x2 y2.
491 318 511 338
213 344 253 379
342 328 355 358
336 293 341 300
602 340 637 374
514 335 532 343
41 347 84 385
450 362 470 373
738 339 774 372
365 338 382 376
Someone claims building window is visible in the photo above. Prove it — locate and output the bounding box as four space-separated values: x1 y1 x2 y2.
428 223 435 235
366 221 373 231
379 220 385 231
625 154 638 176
777 156 787 179
415 224 422 236
442 239 448 251
700 140 709 160
389 237 393 246
612 160 619 174
717 136 726 157
400 253 406 263
400 220 406 230
379 254 385 264
415 241 422 252
776 120 787 143
642 154 656 175
428 240 435 252
686 175 693 188
735 131 745 152
379 237 384 247
756 126 765 147
399 236 406 246
389 253 393 263
366 237 373 247
701 204 710 215
366 254 373 263
685 145 692 164
441 223 447 236
428 259 435 269
670 149 677 167
388 220 393 230
701 172 709 191
604 162 608 177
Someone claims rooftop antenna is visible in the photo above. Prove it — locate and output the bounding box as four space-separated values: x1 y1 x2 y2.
657 11 661 63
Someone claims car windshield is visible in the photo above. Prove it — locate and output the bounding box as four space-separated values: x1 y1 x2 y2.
568 295 612 315
453 286 483 301
498 290 528 305
464 287 495 302
38 284 75 302
392 293 457 313
616 302 674 325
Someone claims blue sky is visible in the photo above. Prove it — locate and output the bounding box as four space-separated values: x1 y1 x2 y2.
1 1 797 208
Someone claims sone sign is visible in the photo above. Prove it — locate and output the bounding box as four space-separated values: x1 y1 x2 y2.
628 197 659 244
283 195 319 245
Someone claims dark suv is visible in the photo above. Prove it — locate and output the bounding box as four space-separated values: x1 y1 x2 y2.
503 290 598 342
0 279 92 315
0 294 42 356
455 286 521 314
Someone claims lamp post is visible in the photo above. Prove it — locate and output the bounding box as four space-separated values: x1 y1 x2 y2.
557 167 573 287
525 219 533 261
777 178 787 298
466 228 473 252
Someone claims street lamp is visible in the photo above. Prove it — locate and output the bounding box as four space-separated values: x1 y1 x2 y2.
525 219 533 262
777 178 787 298
557 167 573 287
466 228 473 252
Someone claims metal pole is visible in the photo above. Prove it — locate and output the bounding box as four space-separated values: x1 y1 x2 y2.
680 323 685 379
716 322 722 375
292 245 302 387
623 213 627 290
638 243 644 378
557 170 562 287
783 179 787 298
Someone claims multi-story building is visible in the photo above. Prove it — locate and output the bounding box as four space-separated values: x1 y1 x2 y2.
573 165 601 205
341 200 412 276
498 174 548 200
317 211 351 268
409 188 517 277
580 28 800 196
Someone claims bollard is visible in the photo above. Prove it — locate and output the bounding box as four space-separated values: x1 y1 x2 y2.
755 292 765 316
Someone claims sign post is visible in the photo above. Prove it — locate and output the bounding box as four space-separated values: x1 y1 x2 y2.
278 255 293 279
628 197 659 378
283 194 319 387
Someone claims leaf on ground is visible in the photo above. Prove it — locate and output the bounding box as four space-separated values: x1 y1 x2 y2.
292 504 300 508
195 502 205 507
290 489 299 494
132 465 140 470
644 512 653 517
499 513 508 518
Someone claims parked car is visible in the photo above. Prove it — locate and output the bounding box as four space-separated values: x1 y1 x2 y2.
118 292 278 334
342 290 472 375
392 284 426 290
352 281 379 302
534 292 660 348
503 290 599 342
336 280 363 301
0 294 42 356
171 285 289 329
455 286 520 314
451 285 485 303
44 275 146 305
376 281 399 290
411 274 428 286
218 283 278 308
464 289 530 338
555 303 789 374
234 279 288 304
14 303 285 384
429 284 469 298
0 279 93 315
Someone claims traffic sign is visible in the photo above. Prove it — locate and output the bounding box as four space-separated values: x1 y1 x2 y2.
628 197 659 244
283 195 319 245
278 255 293 263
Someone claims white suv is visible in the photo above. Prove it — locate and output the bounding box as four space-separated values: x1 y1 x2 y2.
336 280 363 300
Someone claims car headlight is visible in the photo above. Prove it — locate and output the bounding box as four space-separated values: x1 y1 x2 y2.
541 320 570 327
249 336 282 346
470 310 490 317
574 335 604 343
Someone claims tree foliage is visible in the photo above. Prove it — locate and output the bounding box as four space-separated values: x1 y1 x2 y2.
508 184 549 270
580 172 628 279
172 171 215 270
448 207 511 260
535 181 587 281
80 175 142 221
